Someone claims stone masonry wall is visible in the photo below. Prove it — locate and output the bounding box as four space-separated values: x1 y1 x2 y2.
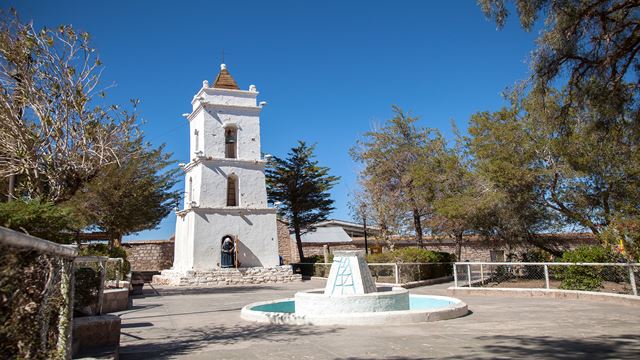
123 240 174 272
152 266 301 286
276 220 293 264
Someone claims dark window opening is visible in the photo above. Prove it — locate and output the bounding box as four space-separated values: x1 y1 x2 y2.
227 176 237 206
225 128 237 158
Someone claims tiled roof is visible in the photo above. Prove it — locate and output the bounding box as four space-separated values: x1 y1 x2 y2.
213 64 239 90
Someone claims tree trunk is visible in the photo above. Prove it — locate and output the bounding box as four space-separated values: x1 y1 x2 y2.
412 209 423 247
455 232 463 261
7 175 15 202
293 222 305 262
110 233 123 249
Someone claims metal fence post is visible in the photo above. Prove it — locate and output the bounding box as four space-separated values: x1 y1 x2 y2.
466 263 472 287
453 263 458 288
544 264 550 289
480 263 484 284
97 258 106 315
394 263 399 284
629 265 638 296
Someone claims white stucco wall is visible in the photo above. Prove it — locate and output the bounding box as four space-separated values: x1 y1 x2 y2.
201 107 262 161
173 212 195 271
188 209 279 269
189 112 205 162
196 162 267 208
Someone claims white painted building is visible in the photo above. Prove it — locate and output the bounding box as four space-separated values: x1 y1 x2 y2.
171 64 279 270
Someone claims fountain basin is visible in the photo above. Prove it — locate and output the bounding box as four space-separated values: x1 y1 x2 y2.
295 286 409 316
241 293 468 326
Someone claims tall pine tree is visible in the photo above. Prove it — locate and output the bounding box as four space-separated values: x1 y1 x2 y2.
266 141 339 261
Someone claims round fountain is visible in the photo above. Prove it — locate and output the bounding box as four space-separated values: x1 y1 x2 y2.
241 250 468 325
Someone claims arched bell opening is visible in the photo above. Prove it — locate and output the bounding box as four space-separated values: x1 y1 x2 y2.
224 126 237 159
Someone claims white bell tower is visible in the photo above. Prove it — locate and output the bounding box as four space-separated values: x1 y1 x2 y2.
172 64 279 270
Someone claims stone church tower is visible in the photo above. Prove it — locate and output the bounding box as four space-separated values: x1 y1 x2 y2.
171 64 279 271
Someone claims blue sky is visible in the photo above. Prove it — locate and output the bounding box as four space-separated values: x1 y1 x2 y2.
8 1 539 240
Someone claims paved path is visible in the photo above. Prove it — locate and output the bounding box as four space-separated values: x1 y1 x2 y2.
117 280 640 359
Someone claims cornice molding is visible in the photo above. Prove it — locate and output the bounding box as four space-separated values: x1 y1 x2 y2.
180 156 266 172
176 207 276 217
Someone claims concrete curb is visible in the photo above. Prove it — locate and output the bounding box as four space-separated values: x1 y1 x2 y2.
241 294 468 326
309 275 453 288
448 287 640 306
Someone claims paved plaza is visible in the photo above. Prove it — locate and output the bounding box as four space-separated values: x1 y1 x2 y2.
118 279 640 359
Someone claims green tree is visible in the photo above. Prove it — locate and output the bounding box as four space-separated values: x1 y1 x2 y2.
69 143 180 247
266 141 340 260
348 177 405 248
476 1 640 255
478 0 640 126
422 130 488 260
351 106 441 247
0 11 179 247
467 98 563 255
0 10 140 203
466 89 639 254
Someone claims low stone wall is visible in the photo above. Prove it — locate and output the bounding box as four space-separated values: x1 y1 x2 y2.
101 288 130 313
72 314 121 358
123 240 174 272
152 266 302 286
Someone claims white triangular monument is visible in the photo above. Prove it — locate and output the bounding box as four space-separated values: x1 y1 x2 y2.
324 250 377 295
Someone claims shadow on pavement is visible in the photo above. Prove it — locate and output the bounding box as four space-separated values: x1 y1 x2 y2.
132 285 282 298
120 323 342 359
339 334 640 359
447 334 638 360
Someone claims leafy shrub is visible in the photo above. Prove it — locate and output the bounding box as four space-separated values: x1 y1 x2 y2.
0 200 78 244
367 247 456 264
79 244 131 276
302 254 333 263
521 249 552 262
1 245 74 359
368 247 456 282
73 267 102 316
555 246 617 291
521 249 552 279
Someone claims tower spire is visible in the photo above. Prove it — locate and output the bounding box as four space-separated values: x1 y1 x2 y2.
213 63 239 90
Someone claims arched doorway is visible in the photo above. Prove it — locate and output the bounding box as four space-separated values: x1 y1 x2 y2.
221 235 236 268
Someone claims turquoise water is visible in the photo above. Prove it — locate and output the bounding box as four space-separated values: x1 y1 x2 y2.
252 300 296 313
250 295 455 313
409 295 455 310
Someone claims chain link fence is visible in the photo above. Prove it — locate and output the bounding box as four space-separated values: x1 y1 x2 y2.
454 262 639 296
292 262 454 285
73 256 107 316
105 257 125 288
0 226 77 359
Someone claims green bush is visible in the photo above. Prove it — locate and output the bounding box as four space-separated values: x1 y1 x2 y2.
73 267 102 316
302 254 333 263
79 244 131 276
367 247 455 264
367 247 456 282
1 244 74 359
521 249 552 279
555 246 616 291
0 200 78 244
